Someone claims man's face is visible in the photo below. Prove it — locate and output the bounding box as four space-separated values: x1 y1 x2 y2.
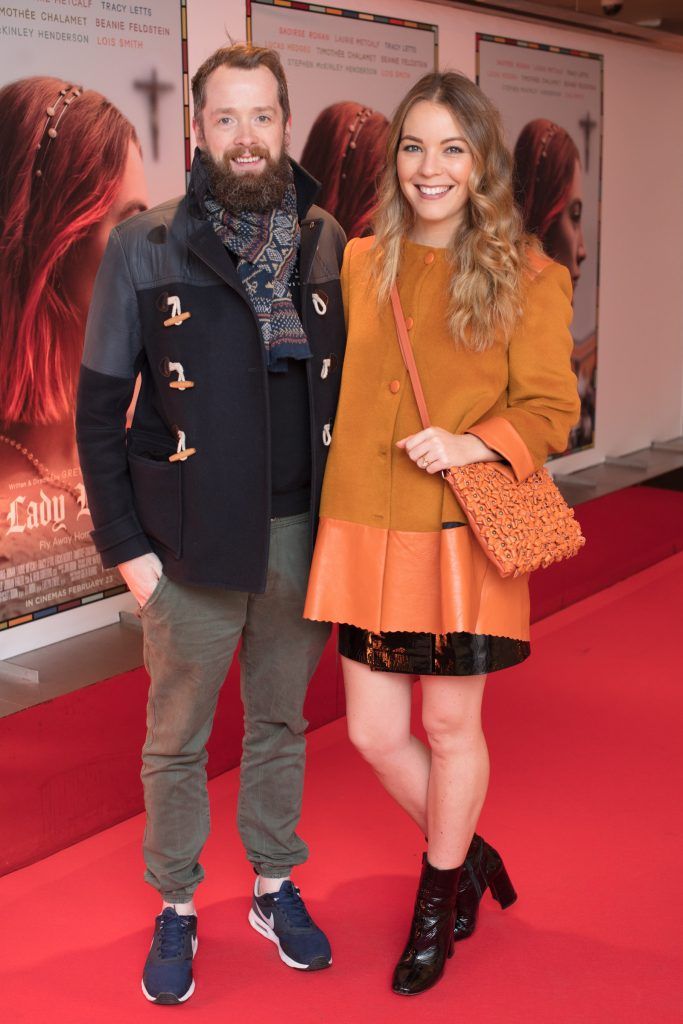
194 64 292 212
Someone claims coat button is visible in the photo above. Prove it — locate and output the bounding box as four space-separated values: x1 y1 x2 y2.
389 380 400 394
405 316 414 330
424 252 435 265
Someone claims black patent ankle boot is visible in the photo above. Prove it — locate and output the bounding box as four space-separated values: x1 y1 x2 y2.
392 854 462 996
454 833 517 942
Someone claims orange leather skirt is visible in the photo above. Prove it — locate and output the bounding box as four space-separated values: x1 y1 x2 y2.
304 517 531 641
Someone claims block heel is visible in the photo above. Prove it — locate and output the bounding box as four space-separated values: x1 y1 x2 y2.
488 862 517 909
454 834 518 942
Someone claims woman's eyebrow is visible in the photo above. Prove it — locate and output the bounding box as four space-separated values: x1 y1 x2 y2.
401 134 467 144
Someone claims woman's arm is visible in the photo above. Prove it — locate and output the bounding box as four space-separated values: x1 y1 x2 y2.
466 261 581 481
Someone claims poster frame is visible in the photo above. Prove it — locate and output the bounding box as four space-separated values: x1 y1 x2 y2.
247 0 439 72
476 31 604 457
0 0 191 652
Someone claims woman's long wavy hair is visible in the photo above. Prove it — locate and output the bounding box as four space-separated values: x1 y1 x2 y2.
372 72 538 351
0 76 138 425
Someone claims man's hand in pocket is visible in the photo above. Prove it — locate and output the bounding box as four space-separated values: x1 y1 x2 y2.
118 552 163 608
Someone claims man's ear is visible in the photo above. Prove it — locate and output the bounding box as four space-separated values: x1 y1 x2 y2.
284 115 292 149
193 115 205 148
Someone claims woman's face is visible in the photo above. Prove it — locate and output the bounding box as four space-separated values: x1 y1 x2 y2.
544 157 586 288
397 101 474 246
66 139 149 316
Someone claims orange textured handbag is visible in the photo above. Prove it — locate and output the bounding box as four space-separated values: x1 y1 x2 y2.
390 286 585 578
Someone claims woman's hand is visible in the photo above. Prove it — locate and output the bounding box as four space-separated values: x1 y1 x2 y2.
396 428 500 475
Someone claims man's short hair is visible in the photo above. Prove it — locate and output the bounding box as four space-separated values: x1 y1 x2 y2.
192 44 291 125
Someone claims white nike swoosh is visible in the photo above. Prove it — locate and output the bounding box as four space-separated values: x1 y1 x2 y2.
256 905 275 928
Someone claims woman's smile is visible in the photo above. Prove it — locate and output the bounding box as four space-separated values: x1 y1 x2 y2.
414 183 454 199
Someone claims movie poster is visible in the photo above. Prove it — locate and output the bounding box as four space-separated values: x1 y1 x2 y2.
248 0 437 239
477 35 603 453
0 0 188 636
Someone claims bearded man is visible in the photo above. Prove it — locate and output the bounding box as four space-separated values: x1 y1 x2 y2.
76 45 346 1003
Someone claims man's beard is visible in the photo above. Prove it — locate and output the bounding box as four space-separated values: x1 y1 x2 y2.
201 144 292 213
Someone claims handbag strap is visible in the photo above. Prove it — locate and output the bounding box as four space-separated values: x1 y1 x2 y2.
390 285 432 431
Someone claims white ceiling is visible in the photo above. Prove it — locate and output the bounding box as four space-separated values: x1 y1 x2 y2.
499 0 683 35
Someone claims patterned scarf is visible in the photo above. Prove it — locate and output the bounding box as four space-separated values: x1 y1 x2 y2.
205 185 310 373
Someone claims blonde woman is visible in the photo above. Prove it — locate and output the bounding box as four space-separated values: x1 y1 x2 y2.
304 71 580 996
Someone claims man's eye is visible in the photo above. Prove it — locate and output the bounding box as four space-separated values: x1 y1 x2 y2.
256 115 271 123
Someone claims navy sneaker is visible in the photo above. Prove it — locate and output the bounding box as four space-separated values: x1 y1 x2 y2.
141 907 198 1004
248 879 332 971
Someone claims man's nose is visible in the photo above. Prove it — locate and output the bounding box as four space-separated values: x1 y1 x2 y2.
233 120 258 148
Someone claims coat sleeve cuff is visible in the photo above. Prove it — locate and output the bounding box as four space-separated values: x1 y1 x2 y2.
466 417 536 482
91 511 152 568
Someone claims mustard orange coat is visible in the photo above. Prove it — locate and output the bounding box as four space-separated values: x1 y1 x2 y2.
304 236 581 641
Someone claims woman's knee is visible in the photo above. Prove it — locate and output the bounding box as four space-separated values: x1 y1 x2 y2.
422 707 482 757
347 719 407 765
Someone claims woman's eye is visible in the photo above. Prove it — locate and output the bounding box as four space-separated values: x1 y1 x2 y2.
402 144 421 153
446 145 464 154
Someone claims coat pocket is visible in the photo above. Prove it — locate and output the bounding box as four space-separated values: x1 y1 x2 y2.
127 450 182 558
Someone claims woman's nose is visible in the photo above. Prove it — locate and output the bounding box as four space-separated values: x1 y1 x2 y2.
577 227 587 264
418 150 442 177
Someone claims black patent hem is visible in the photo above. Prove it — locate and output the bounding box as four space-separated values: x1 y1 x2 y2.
338 624 530 676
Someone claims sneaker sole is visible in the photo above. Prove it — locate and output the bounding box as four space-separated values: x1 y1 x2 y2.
141 935 198 1003
248 908 332 971
141 978 196 1004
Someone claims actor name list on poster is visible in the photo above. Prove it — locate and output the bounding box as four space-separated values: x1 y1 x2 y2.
266 27 429 79
0 0 173 47
34 0 92 6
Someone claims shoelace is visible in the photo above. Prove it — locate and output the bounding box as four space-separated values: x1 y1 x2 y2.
272 883 314 928
157 911 190 960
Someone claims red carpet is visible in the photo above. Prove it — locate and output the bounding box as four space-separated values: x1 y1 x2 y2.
3 482 683 877
3 553 682 1023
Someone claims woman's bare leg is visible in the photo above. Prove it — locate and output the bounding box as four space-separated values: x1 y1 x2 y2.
421 674 489 869
342 655 430 831
343 656 489 868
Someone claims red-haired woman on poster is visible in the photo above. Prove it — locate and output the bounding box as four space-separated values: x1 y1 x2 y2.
0 77 148 619
513 118 594 447
300 101 389 238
